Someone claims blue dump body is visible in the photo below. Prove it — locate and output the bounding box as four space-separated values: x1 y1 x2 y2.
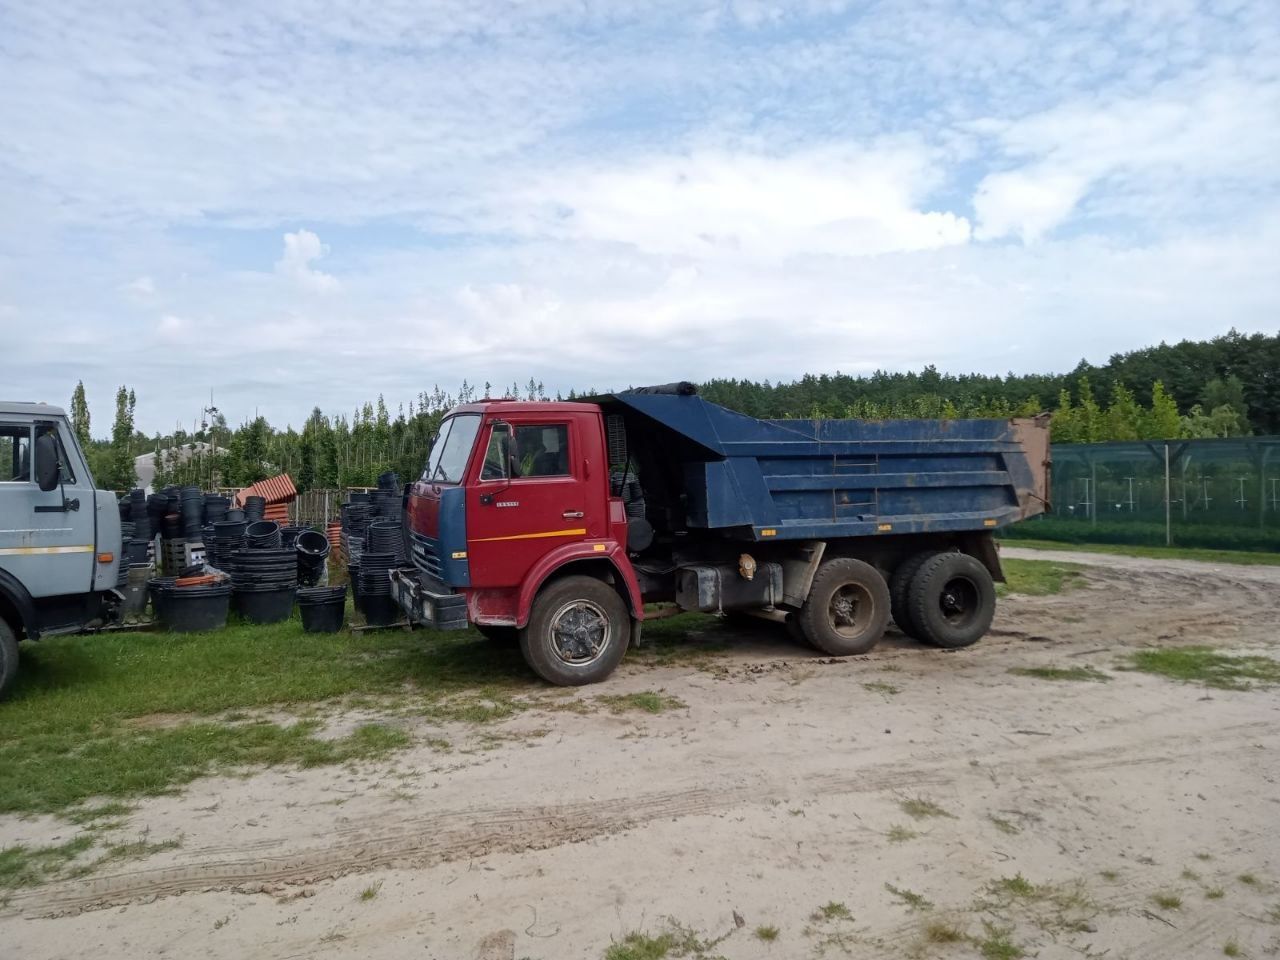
603 392 1051 543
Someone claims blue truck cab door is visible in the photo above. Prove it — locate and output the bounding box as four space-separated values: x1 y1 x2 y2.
0 417 98 601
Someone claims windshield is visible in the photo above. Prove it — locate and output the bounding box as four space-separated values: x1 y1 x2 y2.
422 414 481 484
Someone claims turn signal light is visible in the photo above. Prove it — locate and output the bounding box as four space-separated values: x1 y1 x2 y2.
97 552 114 564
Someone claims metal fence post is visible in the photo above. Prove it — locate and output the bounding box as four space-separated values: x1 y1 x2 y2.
1164 442 1172 547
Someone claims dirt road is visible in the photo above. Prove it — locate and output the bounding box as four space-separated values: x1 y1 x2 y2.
4 550 1279 959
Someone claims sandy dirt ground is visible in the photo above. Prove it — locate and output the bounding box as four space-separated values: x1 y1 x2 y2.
3 548 1279 959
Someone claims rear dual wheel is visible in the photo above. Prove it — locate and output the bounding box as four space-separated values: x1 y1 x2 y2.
898 552 996 649
796 558 891 656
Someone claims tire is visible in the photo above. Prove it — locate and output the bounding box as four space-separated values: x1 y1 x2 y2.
0 618 18 701
475 624 519 644
889 551 936 638
907 552 996 649
519 576 630 686
797 558 891 656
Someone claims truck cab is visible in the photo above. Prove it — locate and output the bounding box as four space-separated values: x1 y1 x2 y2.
0 402 122 697
392 385 1050 687
394 400 642 684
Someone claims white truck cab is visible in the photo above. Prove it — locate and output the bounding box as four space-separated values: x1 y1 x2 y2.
0 402 122 697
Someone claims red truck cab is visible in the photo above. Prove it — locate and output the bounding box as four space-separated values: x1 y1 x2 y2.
394 401 643 684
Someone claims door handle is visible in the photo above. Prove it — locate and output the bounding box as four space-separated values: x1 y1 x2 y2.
35 498 79 513
562 510 584 520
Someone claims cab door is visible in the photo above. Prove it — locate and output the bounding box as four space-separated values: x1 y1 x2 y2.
465 416 589 588
0 419 95 599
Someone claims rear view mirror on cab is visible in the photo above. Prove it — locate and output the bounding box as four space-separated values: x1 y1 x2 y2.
34 433 60 492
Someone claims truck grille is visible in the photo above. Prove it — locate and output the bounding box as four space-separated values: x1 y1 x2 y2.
411 531 442 580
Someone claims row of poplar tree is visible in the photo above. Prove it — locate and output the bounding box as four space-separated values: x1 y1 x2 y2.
67 330 1268 493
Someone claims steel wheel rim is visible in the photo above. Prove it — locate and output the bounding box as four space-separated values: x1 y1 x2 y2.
938 576 979 626
549 599 611 666
828 582 874 638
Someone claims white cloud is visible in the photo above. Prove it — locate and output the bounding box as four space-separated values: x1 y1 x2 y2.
510 147 971 258
156 313 188 341
274 230 340 294
122 275 156 299
974 170 1089 243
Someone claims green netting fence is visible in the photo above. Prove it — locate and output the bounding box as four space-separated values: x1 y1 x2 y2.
1003 436 1280 552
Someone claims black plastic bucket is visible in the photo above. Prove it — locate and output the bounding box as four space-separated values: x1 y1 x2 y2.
161 583 232 632
298 585 347 633
361 593 398 627
233 585 296 624
243 496 266 522
244 520 282 549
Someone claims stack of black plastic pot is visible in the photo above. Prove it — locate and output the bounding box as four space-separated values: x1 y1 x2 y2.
179 486 203 541
226 520 296 623
243 495 266 522
117 520 133 589
279 526 304 549
204 518 247 570
203 494 230 525
295 529 331 587
357 552 399 626
297 584 346 632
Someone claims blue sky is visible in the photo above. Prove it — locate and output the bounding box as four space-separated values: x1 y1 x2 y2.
1 0 1277 434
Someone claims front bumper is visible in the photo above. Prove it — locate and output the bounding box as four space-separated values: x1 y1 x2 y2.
389 568 469 630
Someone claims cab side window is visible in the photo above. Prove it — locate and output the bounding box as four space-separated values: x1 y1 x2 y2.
0 424 32 483
480 423 512 481
514 424 570 478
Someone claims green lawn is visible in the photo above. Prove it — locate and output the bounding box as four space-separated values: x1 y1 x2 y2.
1000 538 1280 567
998 558 1088 596
0 614 540 816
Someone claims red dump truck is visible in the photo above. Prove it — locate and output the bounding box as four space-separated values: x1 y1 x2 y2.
391 383 1051 686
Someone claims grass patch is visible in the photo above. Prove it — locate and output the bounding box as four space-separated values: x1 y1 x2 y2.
0 617 546 814
753 925 779 942
603 920 727 959
811 901 852 921
898 796 955 820
595 691 686 715
1000 537 1280 567
993 874 1039 898
998 558 1088 596
1239 873 1260 886
989 816 1021 836
887 824 919 843
1151 892 1183 910
1128 647 1280 691
977 922 1024 960
1008 665 1111 683
862 680 901 696
0 835 94 890
923 918 966 943
1223 940 1241 957
885 882 933 912
1100 870 1120 882
96 834 182 866
627 614 727 668
359 881 382 901
64 801 134 825
1206 887 1226 900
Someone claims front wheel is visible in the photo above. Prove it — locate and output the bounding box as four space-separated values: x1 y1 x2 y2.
519 576 630 685
0 618 18 701
797 558 891 656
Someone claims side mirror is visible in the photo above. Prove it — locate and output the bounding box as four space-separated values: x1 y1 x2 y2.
34 434 60 492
